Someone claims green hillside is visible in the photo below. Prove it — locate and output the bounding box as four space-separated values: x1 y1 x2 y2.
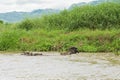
0 3 120 55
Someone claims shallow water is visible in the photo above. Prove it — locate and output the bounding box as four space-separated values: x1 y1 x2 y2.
0 54 120 80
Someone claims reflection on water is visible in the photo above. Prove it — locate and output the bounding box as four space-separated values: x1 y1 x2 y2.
0 54 120 80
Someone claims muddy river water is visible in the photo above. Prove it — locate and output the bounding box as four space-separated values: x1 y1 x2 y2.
0 53 120 80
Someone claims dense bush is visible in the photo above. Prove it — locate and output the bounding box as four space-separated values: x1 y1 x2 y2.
51 3 120 30
0 20 3 24
17 3 120 31
0 30 20 51
17 19 34 31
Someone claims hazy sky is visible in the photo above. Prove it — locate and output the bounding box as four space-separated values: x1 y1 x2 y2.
0 0 93 13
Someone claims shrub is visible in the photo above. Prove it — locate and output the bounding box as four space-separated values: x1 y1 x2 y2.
17 19 34 31
0 20 3 24
0 31 20 51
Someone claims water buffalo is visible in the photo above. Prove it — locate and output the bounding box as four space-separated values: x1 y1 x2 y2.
21 51 43 56
60 47 79 55
68 47 79 55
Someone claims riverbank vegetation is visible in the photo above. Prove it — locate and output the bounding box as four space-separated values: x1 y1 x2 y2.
0 3 120 55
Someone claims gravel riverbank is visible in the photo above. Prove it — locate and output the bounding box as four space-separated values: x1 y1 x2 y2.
0 52 120 80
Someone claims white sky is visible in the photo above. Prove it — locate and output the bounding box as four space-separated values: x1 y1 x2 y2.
0 0 93 13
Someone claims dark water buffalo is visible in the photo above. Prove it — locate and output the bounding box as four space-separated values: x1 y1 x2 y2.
21 51 43 56
68 47 79 55
61 47 79 55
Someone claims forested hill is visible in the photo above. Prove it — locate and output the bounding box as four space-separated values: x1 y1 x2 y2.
0 0 120 23
70 0 120 9
0 9 59 23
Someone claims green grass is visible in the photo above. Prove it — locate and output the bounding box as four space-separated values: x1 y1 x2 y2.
0 27 119 53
